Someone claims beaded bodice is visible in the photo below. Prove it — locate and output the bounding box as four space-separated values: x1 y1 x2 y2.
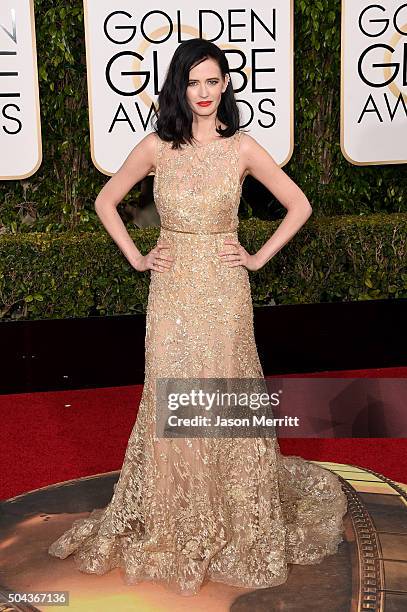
153 131 245 234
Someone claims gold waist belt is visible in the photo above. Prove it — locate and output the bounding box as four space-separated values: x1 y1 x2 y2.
160 225 237 235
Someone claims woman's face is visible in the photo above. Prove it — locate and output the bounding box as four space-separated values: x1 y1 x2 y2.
185 57 229 119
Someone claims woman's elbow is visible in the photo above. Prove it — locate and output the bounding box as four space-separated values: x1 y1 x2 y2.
94 194 103 211
303 199 313 218
95 195 115 212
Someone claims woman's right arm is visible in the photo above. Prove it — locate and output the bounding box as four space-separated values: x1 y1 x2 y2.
94 132 160 271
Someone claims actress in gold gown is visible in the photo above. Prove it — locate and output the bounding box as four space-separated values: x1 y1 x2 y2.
48 38 347 597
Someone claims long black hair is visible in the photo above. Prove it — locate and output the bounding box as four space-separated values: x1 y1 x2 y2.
152 38 241 149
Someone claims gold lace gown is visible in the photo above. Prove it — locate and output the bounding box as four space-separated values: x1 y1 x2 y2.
48 131 348 596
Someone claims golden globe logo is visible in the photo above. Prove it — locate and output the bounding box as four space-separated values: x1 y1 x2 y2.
0 0 42 179
341 1 407 165
83 2 293 174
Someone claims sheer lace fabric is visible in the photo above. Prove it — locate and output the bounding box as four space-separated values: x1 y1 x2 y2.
48 131 347 596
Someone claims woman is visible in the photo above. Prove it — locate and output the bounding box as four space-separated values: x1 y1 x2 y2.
48 38 347 597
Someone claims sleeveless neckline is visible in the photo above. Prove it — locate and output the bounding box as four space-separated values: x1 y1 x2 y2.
157 130 240 151
190 132 238 148
157 132 239 150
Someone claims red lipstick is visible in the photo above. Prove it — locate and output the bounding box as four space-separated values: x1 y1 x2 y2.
197 101 212 107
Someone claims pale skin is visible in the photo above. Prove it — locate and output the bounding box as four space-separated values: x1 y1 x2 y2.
94 57 312 273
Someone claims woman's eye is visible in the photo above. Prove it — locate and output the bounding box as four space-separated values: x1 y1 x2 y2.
188 81 219 86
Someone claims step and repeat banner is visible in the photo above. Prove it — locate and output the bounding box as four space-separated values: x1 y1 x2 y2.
0 0 42 179
341 0 407 165
1 1 406 179
83 0 293 174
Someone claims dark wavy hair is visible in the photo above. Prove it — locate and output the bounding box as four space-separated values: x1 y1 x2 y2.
151 38 241 149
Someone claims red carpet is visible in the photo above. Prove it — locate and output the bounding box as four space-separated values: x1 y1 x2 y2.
1 367 406 500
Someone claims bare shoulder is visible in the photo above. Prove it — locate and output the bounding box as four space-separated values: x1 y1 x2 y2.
127 132 159 173
240 132 266 154
238 132 278 175
143 131 160 146
138 131 160 154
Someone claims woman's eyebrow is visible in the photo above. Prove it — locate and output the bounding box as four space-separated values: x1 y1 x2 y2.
188 77 220 81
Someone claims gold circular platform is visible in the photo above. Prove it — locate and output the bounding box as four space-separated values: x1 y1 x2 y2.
0 462 406 611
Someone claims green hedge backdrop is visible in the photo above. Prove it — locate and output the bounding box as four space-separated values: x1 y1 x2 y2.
0 1 406 319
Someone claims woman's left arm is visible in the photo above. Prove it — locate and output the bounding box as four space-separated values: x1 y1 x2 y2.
240 133 312 269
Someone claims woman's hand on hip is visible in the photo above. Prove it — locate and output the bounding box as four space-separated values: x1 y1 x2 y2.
133 242 175 272
218 240 262 272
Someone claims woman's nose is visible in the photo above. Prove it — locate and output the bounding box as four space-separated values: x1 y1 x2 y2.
198 85 208 98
